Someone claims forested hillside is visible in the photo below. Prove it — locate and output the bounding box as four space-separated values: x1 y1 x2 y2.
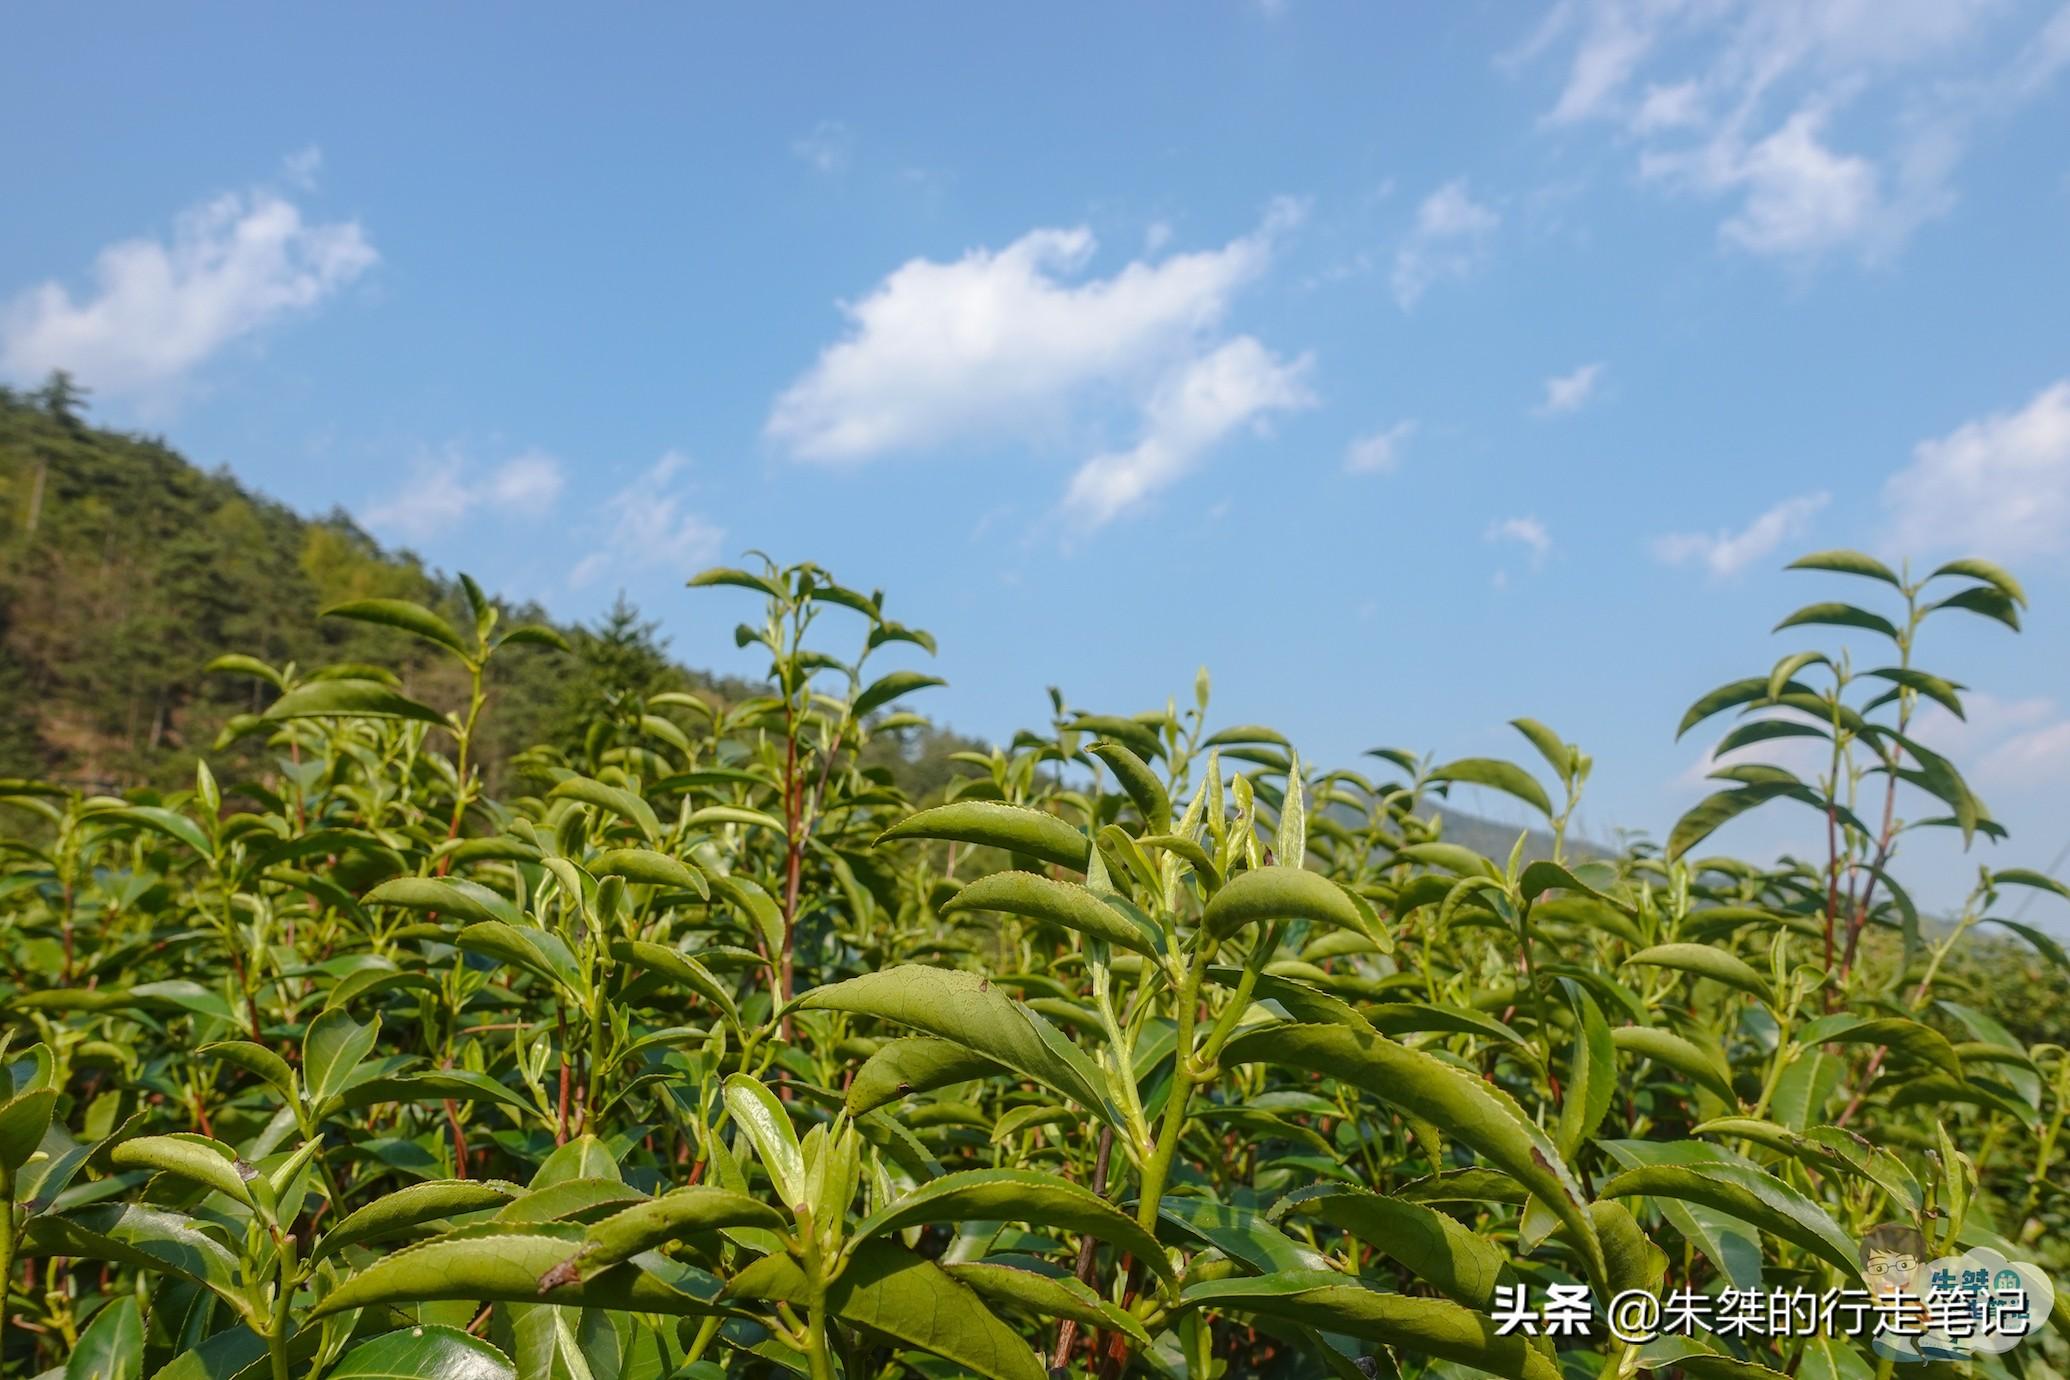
0 377 1559 853
0 376 980 799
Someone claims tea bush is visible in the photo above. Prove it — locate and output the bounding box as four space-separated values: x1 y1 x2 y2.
0 551 2064 1380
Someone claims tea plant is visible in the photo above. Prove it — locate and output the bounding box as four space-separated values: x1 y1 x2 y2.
0 550 2064 1380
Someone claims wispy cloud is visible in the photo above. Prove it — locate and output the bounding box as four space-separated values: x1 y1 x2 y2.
282 146 324 191
1977 717 2070 790
1486 514 1552 570
791 120 854 174
1344 420 1416 474
1511 0 2070 262
570 452 725 588
1537 362 1604 414
2009 4 2070 97
364 447 565 544
1393 180 1499 309
0 160 375 399
1651 492 1830 580
1884 379 2070 559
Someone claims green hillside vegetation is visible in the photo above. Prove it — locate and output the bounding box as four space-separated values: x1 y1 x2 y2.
0 377 1555 850
0 378 978 802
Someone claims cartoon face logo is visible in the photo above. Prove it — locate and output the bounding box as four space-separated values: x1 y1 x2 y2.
1860 1223 1927 1301
1855 1224 2056 1363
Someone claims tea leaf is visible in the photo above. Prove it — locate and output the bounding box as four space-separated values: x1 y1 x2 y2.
876 801 1088 870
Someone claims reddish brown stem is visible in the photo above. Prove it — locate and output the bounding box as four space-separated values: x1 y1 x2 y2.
555 1006 571 1146
1836 1045 1888 1128
444 1097 470 1179
1052 1125 1117 1369
1839 771 1902 981
1822 800 1841 1010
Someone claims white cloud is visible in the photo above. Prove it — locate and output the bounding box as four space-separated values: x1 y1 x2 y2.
365 448 566 543
487 451 566 510
1545 4 1658 125
1635 99 1956 263
375 466 474 538
1915 692 2052 759
792 120 854 174
1696 107 1885 258
1884 380 2070 559
1650 491 1830 580
768 200 1300 463
2010 3 2070 96
1416 182 1502 239
570 452 725 588
1634 80 1705 133
1527 0 2001 130
1980 719 2070 789
768 201 1311 524
1345 420 1416 474
1513 0 2064 262
0 178 375 398
1393 180 1499 309
1062 337 1312 527
1486 515 1552 569
1538 361 1605 414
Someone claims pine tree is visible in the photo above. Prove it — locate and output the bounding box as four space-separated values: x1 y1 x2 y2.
33 370 89 428
550 593 678 756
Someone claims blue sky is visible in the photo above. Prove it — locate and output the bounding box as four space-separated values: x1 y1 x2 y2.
5 2 2069 917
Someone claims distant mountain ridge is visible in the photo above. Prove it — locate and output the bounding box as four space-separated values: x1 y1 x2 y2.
1428 804 1605 862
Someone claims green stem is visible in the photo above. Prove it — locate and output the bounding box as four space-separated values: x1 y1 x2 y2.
1519 900 1554 1067
584 993 609 1133
1196 924 1279 1069
805 1298 837 1380
442 661 486 851
1090 964 1149 1149
2022 1058 2069 1214
1136 950 1207 1233
267 1229 298 1380
292 1100 350 1228
801 1213 838 1380
1974 1119 2007 1178
684 1313 723 1367
1908 914 1974 1011
1748 1013 1794 1122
